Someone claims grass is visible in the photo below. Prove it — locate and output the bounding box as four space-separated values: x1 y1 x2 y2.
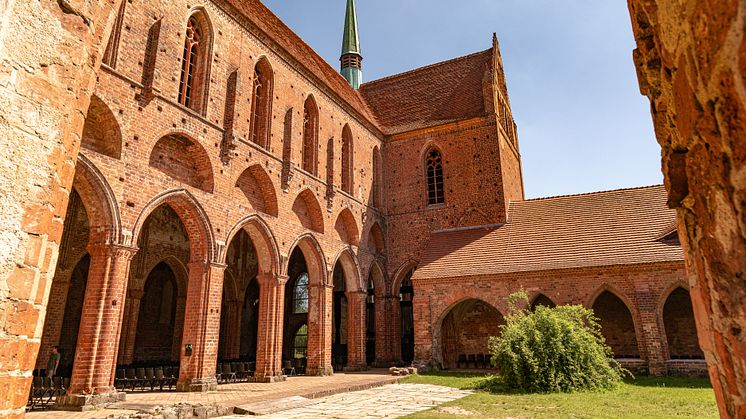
402 372 718 418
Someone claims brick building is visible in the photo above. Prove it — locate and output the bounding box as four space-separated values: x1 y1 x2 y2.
24 0 702 409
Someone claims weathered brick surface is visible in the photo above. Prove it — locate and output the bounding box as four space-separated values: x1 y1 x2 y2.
627 0 746 416
0 0 734 416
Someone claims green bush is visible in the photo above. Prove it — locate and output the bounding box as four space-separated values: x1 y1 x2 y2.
488 292 627 393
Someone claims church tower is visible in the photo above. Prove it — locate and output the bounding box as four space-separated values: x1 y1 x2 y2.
340 0 362 89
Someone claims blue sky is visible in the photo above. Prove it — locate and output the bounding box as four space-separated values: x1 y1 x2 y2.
262 0 663 199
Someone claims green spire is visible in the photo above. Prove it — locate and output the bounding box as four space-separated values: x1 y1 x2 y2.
341 0 361 55
340 0 362 89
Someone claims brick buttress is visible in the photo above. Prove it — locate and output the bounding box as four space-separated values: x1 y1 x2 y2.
254 273 288 382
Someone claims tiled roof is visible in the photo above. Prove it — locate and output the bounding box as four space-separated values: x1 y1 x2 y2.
226 0 379 129
413 185 684 280
359 49 493 134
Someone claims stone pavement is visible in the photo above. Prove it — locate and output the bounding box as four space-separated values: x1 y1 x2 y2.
234 384 474 418
26 370 402 418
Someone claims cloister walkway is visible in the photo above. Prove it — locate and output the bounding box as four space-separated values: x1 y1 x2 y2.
27 370 402 418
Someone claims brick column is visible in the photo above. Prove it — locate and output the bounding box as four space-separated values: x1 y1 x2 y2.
254 274 288 382
307 283 333 376
58 243 137 409
228 301 242 360
177 261 225 392
377 295 397 365
117 289 144 366
345 291 367 371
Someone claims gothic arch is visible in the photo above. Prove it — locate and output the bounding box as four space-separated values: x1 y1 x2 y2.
286 234 327 286
81 95 122 159
434 297 504 368
365 222 385 255
661 285 703 359
302 95 319 175
334 208 359 246
530 293 556 310
223 214 280 275
139 255 189 297
392 259 418 296
292 189 325 233
178 7 213 114
367 261 386 296
590 286 641 358
131 189 215 263
341 124 354 194
149 132 215 193
73 154 122 244
331 247 363 292
248 56 274 149
235 164 279 217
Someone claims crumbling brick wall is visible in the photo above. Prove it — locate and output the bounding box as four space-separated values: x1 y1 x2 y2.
627 1 746 416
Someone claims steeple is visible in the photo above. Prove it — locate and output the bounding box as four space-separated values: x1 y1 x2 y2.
340 0 362 89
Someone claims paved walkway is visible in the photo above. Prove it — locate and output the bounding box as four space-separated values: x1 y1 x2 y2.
27 370 402 418
239 383 474 418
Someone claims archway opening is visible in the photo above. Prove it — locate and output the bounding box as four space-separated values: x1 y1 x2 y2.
440 299 503 369
120 205 190 369
332 260 349 370
592 291 640 358
283 248 310 373
133 263 179 364
663 287 703 359
219 230 260 363
530 294 556 311
38 189 90 378
399 269 415 364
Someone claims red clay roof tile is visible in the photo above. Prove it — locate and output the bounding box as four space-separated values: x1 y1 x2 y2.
413 185 683 280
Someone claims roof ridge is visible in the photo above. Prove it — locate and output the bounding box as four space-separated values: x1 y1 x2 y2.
360 48 493 88
519 184 666 203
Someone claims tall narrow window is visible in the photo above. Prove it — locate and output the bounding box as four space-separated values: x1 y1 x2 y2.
293 324 308 359
249 58 273 149
293 273 309 314
102 0 126 68
341 125 354 194
178 12 211 113
425 147 445 206
302 96 319 175
372 146 381 208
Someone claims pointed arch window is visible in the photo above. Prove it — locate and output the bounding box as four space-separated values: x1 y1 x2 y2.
249 59 273 149
178 13 211 114
293 273 309 314
425 147 445 206
302 96 319 175
372 146 382 208
341 125 354 194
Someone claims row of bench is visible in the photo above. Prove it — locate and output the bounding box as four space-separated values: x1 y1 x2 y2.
456 354 494 369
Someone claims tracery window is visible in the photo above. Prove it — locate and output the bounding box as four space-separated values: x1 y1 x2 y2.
178 13 210 113
425 148 445 206
249 59 273 149
302 96 319 175
293 273 309 314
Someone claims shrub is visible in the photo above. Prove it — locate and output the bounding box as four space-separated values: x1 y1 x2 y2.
488 292 627 393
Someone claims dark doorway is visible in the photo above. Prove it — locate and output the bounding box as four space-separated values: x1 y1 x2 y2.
332 261 348 371
134 262 178 363
399 269 415 364
366 275 376 366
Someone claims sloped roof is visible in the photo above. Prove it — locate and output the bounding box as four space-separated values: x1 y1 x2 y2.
413 185 684 280
225 0 379 128
359 49 493 134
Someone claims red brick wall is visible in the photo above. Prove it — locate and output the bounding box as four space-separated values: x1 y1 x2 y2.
413 262 700 375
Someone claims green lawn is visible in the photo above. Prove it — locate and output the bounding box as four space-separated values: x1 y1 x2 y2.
402 372 718 419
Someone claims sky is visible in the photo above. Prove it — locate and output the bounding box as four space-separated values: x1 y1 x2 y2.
262 0 663 199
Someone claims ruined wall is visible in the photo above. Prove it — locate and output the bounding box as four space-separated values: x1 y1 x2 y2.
0 0 122 416
627 1 746 416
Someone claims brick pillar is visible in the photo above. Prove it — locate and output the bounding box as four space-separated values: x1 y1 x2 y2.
307 283 333 375
171 295 186 362
412 291 432 364
0 1 122 416
377 295 397 365
117 289 144 366
59 243 137 409
177 261 225 392
345 291 367 371
228 301 242 360
634 285 667 376
254 273 288 382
